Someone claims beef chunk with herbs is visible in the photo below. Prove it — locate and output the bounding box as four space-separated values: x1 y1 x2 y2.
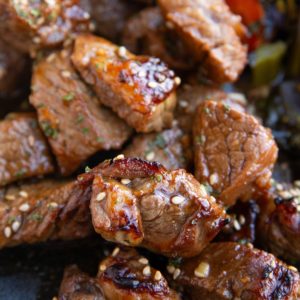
258 181 300 263
30 49 132 175
82 157 228 257
193 101 278 206
157 0 247 83
0 178 93 248
0 113 54 187
171 242 300 300
0 0 91 55
71 34 179 133
124 126 191 170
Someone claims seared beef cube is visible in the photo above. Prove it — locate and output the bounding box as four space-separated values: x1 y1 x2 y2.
122 7 193 71
71 34 179 133
193 101 278 206
59 265 105 300
218 200 259 244
84 0 142 42
30 49 132 175
59 248 180 300
157 0 247 83
0 113 54 187
176 84 246 134
124 126 191 170
172 242 300 300
84 158 227 257
258 181 300 263
0 39 30 99
97 247 180 299
0 178 92 249
0 0 91 54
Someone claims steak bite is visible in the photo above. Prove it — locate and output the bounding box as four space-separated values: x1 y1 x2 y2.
71 34 179 133
0 0 91 55
59 248 180 300
193 101 278 206
157 0 247 83
176 84 247 134
59 265 105 300
0 39 30 99
171 242 300 300
97 247 180 300
0 113 54 187
258 181 300 263
0 178 93 249
122 7 193 71
87 158 228 257
30 49 132 176
123 126 191 170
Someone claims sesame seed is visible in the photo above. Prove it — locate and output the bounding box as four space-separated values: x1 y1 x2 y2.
173 268 181 280
239 215 246 225
121 179 131 185
19 203 30 212
143 266 151 276
233 219 241 231
46 53 56 63
179 100 188 108
171 195 185 205
12 220 21 232
146 151 155 161
209 173 219 185
83 12 90 19
154 271 162 281
4 226 11 238
148 81 158 89
61 70 71 78
138 70 146 78
19 191 28 198
166 21 174 29
199 185 208 198
48 202 58 209
111 247 120 257
99 264 106 272
139 258 149 265
5 195 16 201
288 265 298 272
118 46 127 58
167 265 175 274
194 262 210 278
28 135 35 146
114 154 125 161
279 191 292 199
294 181 300 188
209 196 216 203
96 192 106 202
174 77 181 85
33 37 41 44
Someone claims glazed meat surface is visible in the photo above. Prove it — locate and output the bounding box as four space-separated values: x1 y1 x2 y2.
59 248 180 300
84 158 228 257
193 101 278 206
30 49 131 175
123 126 191 170
157 0 247 83
122 7 193 71
59 265 105 300
0 113 54 187
0 178 93 249
172 242 300 300
97 247 180 299
0 0 91 54
176 84 247 134
258 181 300 262
71 34 179 133
0 39 30 99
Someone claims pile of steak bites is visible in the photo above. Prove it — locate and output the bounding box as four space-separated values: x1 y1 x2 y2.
0 0 299 299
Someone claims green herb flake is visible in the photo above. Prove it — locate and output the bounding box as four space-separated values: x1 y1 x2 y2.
62 92 75 102
203 107 211 115
97 137 104 143
155 174 163 182
41 121 58 139
30 8 40 17
223 103 231 112
28 213 43 222
82 128 89 135
169 257 182 268
203 183 213 194
76 115 84 124
85 166 91 173
7 216 17 225
196 135 206 145
15 169 26 178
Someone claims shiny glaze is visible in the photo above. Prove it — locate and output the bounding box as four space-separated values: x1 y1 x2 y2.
88 158 228 257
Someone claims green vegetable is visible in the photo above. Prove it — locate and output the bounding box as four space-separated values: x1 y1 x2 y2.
250 41 287 86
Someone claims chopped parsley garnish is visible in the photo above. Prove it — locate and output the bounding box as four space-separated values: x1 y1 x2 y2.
155 174 163 182
28 213 43 222
76 115 84 124
85 166 92 173
97 137 104 143
196 135 206 145
62 92 75 102
41 121 58 139
82 128 89 135
15 169 26 177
